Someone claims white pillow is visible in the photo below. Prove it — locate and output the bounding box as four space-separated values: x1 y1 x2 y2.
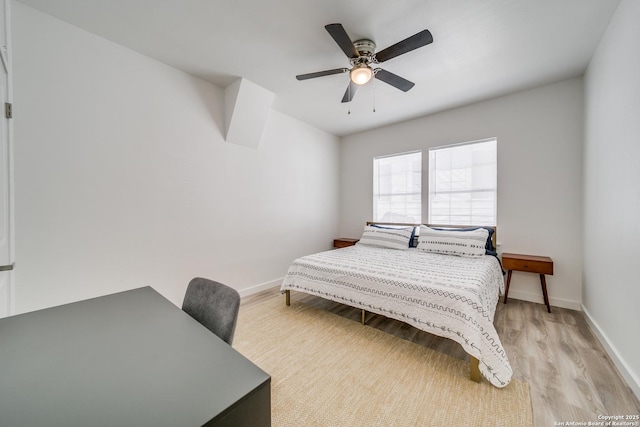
356 226 413 250
417 226 488 257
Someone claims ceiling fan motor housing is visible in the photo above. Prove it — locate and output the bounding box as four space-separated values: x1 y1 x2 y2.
353 39 376 57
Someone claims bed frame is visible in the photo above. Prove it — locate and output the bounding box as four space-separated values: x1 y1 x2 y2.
284 222 498 384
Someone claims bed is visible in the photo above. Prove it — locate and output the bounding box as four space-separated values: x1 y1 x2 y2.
280 223 512 388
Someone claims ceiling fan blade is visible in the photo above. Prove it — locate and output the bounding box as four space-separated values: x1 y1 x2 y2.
325 23 360 59
375 29 433 63
296 68 349 80
341 81 358 103
375 69 415 92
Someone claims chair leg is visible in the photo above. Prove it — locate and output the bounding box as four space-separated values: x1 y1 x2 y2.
285 290 290 306
361 309 365 325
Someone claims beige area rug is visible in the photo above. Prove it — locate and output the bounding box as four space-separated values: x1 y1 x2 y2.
234 296 533 427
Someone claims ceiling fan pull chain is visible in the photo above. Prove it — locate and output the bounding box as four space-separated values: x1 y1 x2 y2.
373 80 376 113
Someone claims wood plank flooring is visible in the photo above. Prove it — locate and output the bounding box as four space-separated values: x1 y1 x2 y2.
242 288 640 427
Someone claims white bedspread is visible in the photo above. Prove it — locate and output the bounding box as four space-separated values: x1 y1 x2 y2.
281 245 512 387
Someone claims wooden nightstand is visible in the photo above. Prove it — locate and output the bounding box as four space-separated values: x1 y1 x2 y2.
502 253 554 313
333 238 359 248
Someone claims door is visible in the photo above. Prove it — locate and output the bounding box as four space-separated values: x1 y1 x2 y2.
0 0 13 318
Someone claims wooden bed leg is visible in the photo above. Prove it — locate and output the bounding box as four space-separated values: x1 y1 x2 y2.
361 309 365 325
285 290 290 306
470 356 480 383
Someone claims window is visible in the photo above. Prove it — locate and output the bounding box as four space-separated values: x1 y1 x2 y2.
428 138 497 226
373 151 421 223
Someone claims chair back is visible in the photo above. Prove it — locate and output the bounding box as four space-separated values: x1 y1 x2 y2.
182 278 241 345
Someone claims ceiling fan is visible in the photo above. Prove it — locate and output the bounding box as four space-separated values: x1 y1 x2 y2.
296 23 433 103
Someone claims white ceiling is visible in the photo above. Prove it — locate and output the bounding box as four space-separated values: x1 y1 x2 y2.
17 0 620 136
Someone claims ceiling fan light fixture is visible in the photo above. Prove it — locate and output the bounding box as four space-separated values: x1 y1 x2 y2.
350 64 373 85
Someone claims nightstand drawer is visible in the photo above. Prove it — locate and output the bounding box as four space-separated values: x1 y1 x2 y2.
334 238 359 248
502 254 553 275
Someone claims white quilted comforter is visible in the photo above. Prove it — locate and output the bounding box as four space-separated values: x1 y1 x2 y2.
281 245 512 387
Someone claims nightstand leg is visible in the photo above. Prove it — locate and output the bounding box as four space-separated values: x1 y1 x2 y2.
504 270 513 304
540 274 551 313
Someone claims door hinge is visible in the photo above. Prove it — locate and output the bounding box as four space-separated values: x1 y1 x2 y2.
5 102 12 119
0 263 14 272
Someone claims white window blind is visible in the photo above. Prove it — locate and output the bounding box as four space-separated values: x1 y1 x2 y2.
373 151 421 223
428 138 497 226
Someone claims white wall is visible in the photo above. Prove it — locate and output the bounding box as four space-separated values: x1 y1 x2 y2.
12 3 340 313
340 77 584 309
583 0 640 398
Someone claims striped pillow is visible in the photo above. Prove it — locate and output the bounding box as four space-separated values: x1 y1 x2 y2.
356 226 413 250
417 226 488 257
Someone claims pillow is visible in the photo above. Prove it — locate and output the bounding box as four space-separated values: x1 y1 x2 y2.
417 226 489 257
431 226 495 252
356 225 413 250
370 224 417 248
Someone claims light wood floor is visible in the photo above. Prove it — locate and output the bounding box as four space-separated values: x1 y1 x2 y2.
242 288 640 427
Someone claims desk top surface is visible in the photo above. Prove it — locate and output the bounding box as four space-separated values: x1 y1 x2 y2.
0 286 270 427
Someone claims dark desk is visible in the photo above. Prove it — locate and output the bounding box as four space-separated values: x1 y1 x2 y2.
0 287 270 427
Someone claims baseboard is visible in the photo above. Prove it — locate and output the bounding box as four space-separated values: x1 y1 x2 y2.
582 304 640 401
505 289 582 311
242 282 583 309
238 278 282 299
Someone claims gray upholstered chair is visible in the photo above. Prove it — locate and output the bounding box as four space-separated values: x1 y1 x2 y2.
181 277 241 345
